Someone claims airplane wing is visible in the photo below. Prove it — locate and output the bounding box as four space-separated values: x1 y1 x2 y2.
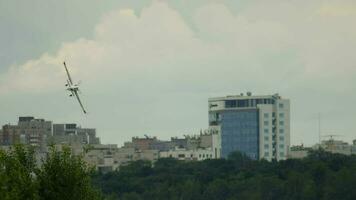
63 62 73 85
73 90 87 114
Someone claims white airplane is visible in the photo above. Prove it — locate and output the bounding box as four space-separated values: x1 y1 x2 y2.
63 61 87 114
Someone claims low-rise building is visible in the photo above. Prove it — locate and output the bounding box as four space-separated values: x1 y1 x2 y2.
83 144 159 173
288 145 311 159
316 139 356 155
160 147 215 161
288 139 356 159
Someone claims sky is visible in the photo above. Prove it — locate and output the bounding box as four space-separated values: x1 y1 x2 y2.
1 0 356 146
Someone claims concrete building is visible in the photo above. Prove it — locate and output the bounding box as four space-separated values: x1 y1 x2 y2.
315 139 356 155
0 117 52 149
83 144 159 173
160 147 215 161
1 125 20 145
18 117 52 148
124 136 187 152
209 93 290 161
50 123 100 145
288 145 311 159
289 139 356 159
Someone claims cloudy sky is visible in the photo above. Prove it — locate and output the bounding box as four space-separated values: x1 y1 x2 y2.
1 0 356 146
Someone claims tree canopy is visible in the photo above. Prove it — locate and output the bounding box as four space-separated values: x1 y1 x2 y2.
2 145 356 200
0 145 102 200
93 150 356 200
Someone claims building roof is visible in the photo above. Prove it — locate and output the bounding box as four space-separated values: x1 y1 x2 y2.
208 93 282 101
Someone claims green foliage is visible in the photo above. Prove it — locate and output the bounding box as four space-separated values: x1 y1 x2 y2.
0 145 38 200
93 150 356 200
37 146 102 200
0 145 102 200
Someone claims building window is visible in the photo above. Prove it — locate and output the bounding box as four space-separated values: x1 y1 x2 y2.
225 100 237 108
279 129 284 134
279 121 284 126
264 152 269 157
280 152 285 157
264 136 269 141
264 121 269 126
279 144 284 149
279 103 284 109
272 112 276 118
236 100 247 107
264 129 269 134
264 144 269 149
279 113 284 118
264 113 269 118
279 136 284 141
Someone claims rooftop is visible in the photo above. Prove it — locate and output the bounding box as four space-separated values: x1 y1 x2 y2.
208 93 282 101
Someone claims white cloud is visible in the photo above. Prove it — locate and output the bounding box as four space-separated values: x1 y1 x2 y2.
1 0 356 145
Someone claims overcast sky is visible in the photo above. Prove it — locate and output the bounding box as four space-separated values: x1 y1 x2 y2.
1 0 356 146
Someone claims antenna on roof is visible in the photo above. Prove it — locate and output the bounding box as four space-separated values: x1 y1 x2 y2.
318 113 321 144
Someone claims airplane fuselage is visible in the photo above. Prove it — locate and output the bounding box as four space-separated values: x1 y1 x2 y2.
66 85 79 92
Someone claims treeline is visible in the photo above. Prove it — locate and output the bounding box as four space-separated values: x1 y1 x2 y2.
2 146 356 200
93 150 356 200
0 145 102 200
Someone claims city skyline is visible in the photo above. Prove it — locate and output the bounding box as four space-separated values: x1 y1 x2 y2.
1 0 356 146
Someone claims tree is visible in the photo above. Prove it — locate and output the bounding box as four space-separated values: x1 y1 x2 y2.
37 146 102 200
0 145 39 200
324 167 356 200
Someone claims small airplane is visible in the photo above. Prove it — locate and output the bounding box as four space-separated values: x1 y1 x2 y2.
63 61 87 114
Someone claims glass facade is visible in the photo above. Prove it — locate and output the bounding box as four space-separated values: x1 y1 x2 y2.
218 109 260 159
209 95 289 161
225 98 274 108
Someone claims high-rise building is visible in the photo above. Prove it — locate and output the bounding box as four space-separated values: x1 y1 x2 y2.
0 117 52 149
208 93 290 161
1 124 20 145
18 117 52 149
51 124 100 145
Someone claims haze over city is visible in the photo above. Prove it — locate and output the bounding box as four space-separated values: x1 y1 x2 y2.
1 0 356 146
